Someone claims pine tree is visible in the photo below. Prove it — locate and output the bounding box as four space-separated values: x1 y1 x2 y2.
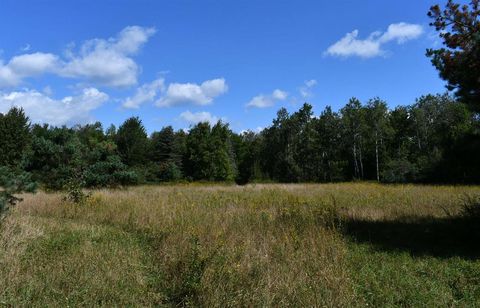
0 107 31 167
115 117 148 166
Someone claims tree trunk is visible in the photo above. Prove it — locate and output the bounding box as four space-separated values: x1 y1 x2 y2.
359 144 364 179
353 141 359 178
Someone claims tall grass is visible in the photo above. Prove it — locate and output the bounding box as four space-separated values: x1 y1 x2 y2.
1 183 479 306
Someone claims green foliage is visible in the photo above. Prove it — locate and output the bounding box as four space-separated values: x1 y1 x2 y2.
150 126 176 162
24 125 86 190
260 104 317 182
0 167 36 216
427 0 480 110
116 117 148 166
165 237 207 306
83 156 138 187
210 122 236 181
63 177 91 205
314 106 346 182
0 88 478 188
155 161 183 182
341 98 368 180
149 126 185 182
381 159 419 183
0 107 31 167
232 131 258 185
184 121 236 181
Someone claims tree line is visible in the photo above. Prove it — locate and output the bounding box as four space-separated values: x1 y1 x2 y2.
1 92 479 190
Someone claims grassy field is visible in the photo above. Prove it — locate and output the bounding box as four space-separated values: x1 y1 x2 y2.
1 183 480 306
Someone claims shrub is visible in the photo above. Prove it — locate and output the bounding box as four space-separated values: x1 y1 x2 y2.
63 177 91 205
83 156 138 187
157 162 183 182
382 159 418 183
461 195 480 220
0 167 36 217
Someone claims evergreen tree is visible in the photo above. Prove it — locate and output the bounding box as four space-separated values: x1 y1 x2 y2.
427 0 480 110
25 126 86 190
150 126 185 181
210 121 236 181
0 167 36 218
185 122 213 180
116 117 148 166
150 126 176 163
0 107 31 167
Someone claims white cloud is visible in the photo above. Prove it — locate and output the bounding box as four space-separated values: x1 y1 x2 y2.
0 87 108 126
0 26 155 88
179 110 220 124
272 89 288 100
0 62 21 87
325 22 423 58
240 126 264 134
60 26 156 87
325 30 382 58
246 88 288 108
0 53 59 87
156 78 228 107
122 78 165 109
379 23 424 44
299 79 317 99
9 53 59 76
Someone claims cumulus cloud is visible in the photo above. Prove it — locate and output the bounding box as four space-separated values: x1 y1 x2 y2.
0 62 21 87
379 23 425 44
246 89 288 108
272 89 288 100
9 53 59 76
325 22 423 58
0 26 155 88
179 110 221 124
0 53 59 87
156 78 228 107
299 79 317 99
0 88 108 126
60 26 156 87
122 78 165 109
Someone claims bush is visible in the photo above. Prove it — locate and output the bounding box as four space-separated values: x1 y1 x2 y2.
157 162 183 182
83 156 138 187
461 195 480 220
63 177 91 205
382 159 418 183
0 167 36 217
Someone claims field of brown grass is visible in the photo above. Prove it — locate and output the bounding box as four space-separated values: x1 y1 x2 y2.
1 183 480 306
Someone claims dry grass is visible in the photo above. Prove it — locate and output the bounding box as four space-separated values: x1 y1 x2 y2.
1 183 480 306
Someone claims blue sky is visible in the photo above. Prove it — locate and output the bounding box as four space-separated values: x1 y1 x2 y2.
0 0 448 133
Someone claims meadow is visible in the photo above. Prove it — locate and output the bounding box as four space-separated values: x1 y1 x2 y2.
1 183 480 307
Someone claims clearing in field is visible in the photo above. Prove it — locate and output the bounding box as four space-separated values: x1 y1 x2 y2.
1 183 479 306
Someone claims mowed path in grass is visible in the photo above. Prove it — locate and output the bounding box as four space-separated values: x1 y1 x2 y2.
1 183 480 306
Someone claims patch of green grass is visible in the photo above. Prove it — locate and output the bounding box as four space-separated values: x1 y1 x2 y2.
0 218 163 306
347 243 480 307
